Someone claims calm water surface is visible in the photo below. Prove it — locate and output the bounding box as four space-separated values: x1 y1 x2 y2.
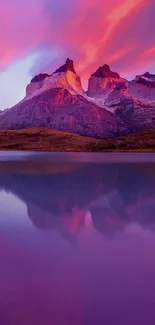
0 152 155 325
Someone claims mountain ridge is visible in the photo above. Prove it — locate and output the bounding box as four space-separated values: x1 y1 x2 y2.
1 58 155 139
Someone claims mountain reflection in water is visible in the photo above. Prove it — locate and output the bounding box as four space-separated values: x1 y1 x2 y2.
0 155 155 325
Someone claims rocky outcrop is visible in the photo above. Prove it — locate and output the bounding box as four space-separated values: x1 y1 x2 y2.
54 58 76 74
26 58 83 97
104 82 130 111
91 64 120 79
31 73 50 83
88 66 155 129
115 100 155 131
87 66 155 109
127 72 155 101
87 64 125 98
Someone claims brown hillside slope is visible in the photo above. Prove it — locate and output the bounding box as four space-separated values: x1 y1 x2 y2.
0 128 155 152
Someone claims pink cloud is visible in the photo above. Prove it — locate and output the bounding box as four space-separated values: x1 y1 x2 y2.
1 0 155 84
0 0 50 70
28 0 155 80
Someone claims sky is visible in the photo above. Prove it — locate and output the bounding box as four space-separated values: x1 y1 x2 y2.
0 0 155 109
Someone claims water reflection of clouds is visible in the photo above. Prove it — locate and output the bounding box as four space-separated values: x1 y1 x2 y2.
0 160 155 240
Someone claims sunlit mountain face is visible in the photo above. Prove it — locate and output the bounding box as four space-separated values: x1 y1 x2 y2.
1 154 155 325
2 58 155 138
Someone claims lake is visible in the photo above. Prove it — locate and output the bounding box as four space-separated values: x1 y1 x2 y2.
0 152 155 325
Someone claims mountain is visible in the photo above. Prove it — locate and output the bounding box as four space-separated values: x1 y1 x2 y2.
103 72 155 132
87 66 155 105
87 65 155 132
128 72 155 102
26 58 83 97
0 59 128 138
1 58 155 138
87 64 125 99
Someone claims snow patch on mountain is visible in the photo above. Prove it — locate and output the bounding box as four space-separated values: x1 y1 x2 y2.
25 58 83 101
26 70 83 100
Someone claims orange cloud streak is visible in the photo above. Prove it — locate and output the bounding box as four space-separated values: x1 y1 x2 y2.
142 46 155 57
1 0 155 86
74 0 144 74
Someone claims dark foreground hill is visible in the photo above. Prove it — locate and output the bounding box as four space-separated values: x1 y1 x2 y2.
0 127 155 152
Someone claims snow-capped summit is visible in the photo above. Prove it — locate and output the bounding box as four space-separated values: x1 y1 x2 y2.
87 64 125 98
26 58 83 98
133 74 155 87
127 71 155 101
137 72 155 82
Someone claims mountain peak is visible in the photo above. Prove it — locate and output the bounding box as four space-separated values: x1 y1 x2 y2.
26 58 83 98
31 73 50 83
133 71 155 88
134 71 155 81
54 58 76 74
102 64 111 72
87 64 122 97
91 64 120 79
143 72 151 78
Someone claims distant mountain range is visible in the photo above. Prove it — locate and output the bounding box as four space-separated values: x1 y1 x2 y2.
1 58 155 138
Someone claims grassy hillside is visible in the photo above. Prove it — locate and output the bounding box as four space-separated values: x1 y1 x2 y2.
0 128 155 152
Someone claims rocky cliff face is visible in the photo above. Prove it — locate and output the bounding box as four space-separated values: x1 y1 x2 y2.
87 64 125 98
87 66 155 106
86 65 155 132
104 82 130 109
102 79 155 132
26 58 83 98
115 100 155 131
127 72 155 102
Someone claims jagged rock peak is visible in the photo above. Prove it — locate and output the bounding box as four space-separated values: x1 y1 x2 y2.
54 58 76 74
31 73 50 83
30 58 76 84
135 71 155 81
134 72 155 88
142 72 155 79
91 64 120 79
143 72 151 78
